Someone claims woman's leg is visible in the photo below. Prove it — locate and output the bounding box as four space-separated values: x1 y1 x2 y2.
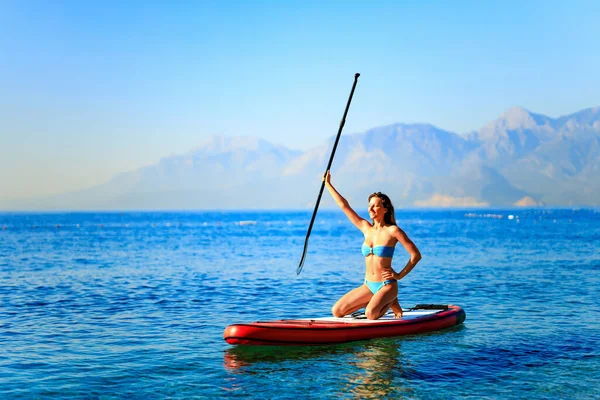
390 298 403 318
332 284 373 317
364 282 399 320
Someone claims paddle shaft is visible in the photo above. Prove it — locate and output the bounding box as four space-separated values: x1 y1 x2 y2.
297 73 360 275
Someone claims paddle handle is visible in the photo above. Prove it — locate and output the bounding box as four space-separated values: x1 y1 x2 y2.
297 73 360 275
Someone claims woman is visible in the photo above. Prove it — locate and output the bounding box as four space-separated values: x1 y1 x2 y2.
324 170 421 320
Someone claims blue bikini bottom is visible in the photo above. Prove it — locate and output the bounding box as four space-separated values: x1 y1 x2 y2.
365 279 397 294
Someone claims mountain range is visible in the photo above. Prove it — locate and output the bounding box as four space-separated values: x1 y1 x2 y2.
3 106 600 210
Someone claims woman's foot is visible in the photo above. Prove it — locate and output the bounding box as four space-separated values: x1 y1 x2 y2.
391 299 403 318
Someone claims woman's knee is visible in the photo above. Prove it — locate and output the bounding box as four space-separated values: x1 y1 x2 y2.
364 307 381 320
331 304 345 318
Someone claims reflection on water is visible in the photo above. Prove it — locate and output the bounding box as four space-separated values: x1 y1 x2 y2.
223 326 466 397
223 339 413 398
223 342 361 372
344 339 411 399
223 341 408 397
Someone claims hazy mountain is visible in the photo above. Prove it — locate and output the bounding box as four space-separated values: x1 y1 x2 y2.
2 106 599 210
464 107 556 175
104 135 302 193
493 106 600 205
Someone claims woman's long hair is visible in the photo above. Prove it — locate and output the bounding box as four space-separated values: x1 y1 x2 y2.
368 192 396 225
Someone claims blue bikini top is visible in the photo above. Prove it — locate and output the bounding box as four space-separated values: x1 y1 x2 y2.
361 244 395 258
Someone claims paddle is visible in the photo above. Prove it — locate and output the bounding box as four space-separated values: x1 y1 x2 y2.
296 73 360 275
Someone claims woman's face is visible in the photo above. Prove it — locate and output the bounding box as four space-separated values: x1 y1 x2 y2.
368 197 387 220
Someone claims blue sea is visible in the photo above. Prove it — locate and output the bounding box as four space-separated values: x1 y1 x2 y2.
1 209 599 399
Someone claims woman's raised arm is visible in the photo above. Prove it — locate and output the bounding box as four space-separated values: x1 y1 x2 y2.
323 170 370 232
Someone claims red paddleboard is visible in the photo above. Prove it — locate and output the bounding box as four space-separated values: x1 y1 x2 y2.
224 304 466 346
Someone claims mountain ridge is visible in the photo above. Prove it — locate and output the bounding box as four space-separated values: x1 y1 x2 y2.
2 105 600 210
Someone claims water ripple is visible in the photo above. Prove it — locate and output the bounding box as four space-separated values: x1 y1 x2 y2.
0 210 599 398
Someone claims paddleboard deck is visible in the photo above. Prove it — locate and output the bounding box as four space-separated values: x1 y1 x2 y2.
224 304 466 346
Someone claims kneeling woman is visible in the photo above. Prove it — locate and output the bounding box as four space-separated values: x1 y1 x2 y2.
323 171 421 320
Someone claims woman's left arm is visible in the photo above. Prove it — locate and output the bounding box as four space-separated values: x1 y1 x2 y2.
391 226 421 280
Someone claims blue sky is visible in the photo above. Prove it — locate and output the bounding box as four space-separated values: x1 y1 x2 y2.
1 0 599 197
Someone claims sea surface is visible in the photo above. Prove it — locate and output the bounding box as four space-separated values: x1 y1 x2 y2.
0 209 599 399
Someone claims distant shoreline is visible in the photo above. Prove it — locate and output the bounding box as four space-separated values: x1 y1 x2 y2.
1 206 598 214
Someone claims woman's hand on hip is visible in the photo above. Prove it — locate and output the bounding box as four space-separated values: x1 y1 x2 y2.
382 267 397 281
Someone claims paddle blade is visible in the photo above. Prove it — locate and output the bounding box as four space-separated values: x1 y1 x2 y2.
296 240 309 275
296 259 304 275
